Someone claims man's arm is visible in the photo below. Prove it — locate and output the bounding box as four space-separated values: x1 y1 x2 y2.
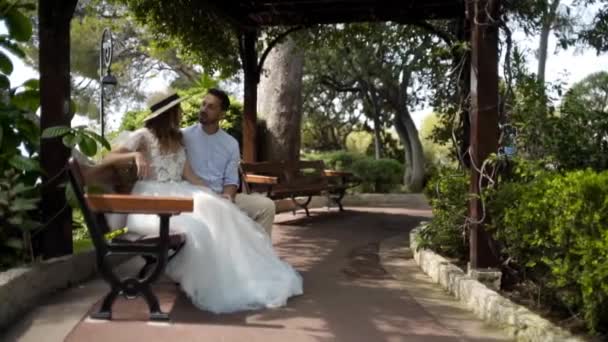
222 140 240 202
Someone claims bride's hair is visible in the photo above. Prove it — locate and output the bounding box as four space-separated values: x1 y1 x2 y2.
144 106 183 153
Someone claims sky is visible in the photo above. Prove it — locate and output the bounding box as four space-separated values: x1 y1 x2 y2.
5 4 608 131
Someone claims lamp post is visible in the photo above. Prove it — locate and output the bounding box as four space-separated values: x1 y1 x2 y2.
99 28 117 139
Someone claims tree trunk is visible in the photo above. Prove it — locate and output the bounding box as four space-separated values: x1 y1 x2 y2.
368 90 383 160
394 108 425 192
37 0 78 258
537 0 560 84
257 37 304 162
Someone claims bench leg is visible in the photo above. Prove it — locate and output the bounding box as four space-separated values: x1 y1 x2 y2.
330 191 345 212
141 284 170 321
91 288 119 320
291 195 312 217
91 214 173 321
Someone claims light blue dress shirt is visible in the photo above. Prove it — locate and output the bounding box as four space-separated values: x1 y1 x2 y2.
182 123 240 193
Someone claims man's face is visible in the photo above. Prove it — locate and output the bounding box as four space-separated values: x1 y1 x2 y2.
199 94 224 125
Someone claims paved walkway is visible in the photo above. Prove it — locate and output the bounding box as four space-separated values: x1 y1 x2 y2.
4 205 510 342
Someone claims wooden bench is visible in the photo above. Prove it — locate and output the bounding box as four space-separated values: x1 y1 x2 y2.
240 160 354 216
68 157 191 321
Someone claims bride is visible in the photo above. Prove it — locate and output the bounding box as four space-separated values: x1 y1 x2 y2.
102 91 302 313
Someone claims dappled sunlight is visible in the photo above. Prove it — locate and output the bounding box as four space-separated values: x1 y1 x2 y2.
63 206 509 341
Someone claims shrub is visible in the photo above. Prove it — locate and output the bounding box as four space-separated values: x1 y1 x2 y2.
418 167 469 259
350 157 403 193
301 150 366 171
301 150 405 193
487 169 608 333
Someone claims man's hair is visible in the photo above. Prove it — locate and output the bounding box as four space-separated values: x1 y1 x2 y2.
207 88 230 111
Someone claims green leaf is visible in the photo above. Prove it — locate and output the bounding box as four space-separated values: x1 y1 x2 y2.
9 155 40 171
8 215 23 225
5 238 23 250
22 79 39 90
9 197 39 212
0 51 13 74
9 183 35 196
0 125 3 148
78 135 97 157
42 126 72 138
11 89 40 112
20 219 41 231
5 8 33 42
65 184 78 208
0 38 26 58
62 133 81 148
85 131 112 151
0 74 10 89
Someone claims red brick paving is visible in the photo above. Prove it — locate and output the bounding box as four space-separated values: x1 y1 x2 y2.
65 207 507 342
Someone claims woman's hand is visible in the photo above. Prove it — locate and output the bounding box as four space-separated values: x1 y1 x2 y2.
183 159 207 187
134 152 150 179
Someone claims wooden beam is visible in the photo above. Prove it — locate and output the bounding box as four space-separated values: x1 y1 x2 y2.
241 30 259 162
468 0 500 269
37 0 78 258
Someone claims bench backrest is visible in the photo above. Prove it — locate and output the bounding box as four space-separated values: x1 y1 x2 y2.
68 156 137 252
240 160 329 192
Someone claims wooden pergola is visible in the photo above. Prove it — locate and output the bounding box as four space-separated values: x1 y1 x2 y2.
38 0 500 269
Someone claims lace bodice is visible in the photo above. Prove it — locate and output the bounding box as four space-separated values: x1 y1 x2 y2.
119 128 186 182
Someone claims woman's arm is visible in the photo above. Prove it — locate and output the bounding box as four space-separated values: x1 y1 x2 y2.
183 159 207 187
102 148 150 179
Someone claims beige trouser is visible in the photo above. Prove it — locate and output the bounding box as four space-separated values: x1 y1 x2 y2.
234 193 276 237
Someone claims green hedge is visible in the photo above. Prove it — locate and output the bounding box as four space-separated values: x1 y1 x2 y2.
487 169 608 333
418 167 469 259
302 150 404 193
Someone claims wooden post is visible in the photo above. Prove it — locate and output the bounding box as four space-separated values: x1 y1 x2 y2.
241 30 258 162
468 0 500 269
37 0 78 258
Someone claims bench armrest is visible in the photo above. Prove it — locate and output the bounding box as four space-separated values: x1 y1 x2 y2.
85 194 193 214
243 174 279 184
323 169 353 177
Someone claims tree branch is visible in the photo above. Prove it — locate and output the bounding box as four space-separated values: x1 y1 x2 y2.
320 75 361 93
409 21 455 47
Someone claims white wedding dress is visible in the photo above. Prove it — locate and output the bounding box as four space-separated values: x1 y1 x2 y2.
118 128 303 313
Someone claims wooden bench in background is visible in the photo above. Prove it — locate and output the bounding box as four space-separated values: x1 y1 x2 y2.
68 157 191 321
240 160 354 216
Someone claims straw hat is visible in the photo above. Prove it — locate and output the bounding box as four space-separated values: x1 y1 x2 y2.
143 89 185 122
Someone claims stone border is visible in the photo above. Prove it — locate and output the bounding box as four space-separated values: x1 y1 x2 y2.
0 250 128 331
386 225 585 342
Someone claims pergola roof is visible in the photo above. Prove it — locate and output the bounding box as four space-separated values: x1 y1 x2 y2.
208 0 465 27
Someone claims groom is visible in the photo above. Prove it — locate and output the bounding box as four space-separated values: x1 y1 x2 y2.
182 88 276 237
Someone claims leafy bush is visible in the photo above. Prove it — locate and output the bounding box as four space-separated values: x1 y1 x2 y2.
302 150 405 193
0 170 40 270
0 3 42 270
302 150 363 170
350 157 403 193
487 168 608 333
418 167 469 259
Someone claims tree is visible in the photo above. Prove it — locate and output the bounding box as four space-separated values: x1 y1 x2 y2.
305 23 452 191
117 0 309 161
24 0 203 121
554 71 608 170
257 36 304 162
419 113 454 171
